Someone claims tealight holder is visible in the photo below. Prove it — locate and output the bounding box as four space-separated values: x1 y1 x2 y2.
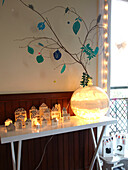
36 122 40 130
51 118 59 126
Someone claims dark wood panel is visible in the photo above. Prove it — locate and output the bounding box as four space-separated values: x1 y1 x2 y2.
0 92 97 170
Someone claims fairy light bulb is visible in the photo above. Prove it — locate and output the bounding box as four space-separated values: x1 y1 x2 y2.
105 4 108 11
104 33 108 38
103 14 108 20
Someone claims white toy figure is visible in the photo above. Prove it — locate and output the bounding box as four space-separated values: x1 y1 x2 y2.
115 134 126 156
102 136 113 157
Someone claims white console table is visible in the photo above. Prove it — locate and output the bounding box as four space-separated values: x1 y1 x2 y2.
0 116 117 170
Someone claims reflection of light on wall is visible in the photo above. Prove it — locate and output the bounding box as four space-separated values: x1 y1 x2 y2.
103 0 109 92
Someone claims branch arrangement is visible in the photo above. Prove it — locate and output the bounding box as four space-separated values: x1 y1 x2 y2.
2 0 102 87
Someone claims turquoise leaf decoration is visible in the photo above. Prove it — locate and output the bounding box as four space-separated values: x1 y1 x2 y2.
81 44 99 60
75 17 82 22
94 47 99 55
38 43 44 47
28 46 34 54
73 21 80 35
36 55 44 63
2 0 5 5
61 64 66 74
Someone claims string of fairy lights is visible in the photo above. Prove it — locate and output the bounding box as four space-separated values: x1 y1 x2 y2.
103 0 109 92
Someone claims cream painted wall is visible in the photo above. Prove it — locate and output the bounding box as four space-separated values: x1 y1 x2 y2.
0 0 97 94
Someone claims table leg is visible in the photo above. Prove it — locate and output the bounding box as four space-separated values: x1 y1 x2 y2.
17 140 22 170
11 142 16 170
91 128 102 170
89 126 106 170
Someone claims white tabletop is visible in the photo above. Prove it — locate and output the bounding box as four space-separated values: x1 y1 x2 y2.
0 116 117 144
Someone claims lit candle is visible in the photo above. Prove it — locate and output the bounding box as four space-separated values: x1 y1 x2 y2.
36 122 40 129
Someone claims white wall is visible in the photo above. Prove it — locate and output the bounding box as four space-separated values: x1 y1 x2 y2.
0 0 98 94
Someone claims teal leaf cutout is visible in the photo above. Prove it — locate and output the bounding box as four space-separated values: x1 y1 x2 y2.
81 44 99 60
75 17 82 22
80 72 92 87
28 46 34 54
73 21 80 35
65 7 69 13
94 47 99 55
36 55 44 63
38 43 44 47
61 64 66 74
2 0 5 5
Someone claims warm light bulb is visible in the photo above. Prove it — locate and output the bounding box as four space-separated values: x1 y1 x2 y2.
103 23 108 29
106 52 109 57
104 60 108 65
103 14 108 20
105 4 108 11
104 33 108 38
104 42 109 49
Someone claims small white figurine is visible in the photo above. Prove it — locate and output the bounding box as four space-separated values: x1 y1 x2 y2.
25 119 32 128
6 123 15 132
62 107 70 122
15 119 22 129
41 118 47 127
63 113 70 122
51 118 59 126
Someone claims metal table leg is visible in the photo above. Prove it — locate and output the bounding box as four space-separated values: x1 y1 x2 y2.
89 126 106 170
11 140 22 170
11 142 16 170
91 128 102 170
17 140 22 170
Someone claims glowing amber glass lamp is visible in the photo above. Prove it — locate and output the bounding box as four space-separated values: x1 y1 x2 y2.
71 85 109 120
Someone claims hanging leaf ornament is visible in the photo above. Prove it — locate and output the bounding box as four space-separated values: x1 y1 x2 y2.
28 46 34 54
65 7 69 13
53 50 62 60
97 14 101 23
36 54 44 63
73 21 80 35
38 43 44 47
2 0 5 5
37 22 45 31
61 64 66 74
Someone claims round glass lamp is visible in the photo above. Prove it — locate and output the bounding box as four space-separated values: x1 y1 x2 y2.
71 86 109 120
